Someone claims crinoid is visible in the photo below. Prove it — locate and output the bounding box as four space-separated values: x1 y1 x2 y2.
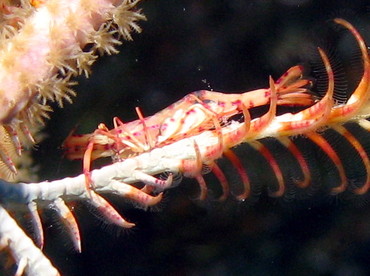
0 1 370 275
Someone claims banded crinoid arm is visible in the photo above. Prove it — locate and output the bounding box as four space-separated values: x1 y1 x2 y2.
0 0 145 179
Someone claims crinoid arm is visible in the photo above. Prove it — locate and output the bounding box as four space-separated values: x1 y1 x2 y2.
61 18 370 205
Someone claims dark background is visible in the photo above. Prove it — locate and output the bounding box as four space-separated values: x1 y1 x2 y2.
27 0 370 275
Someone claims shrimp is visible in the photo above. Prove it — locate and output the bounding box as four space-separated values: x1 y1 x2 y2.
63 67 313 194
